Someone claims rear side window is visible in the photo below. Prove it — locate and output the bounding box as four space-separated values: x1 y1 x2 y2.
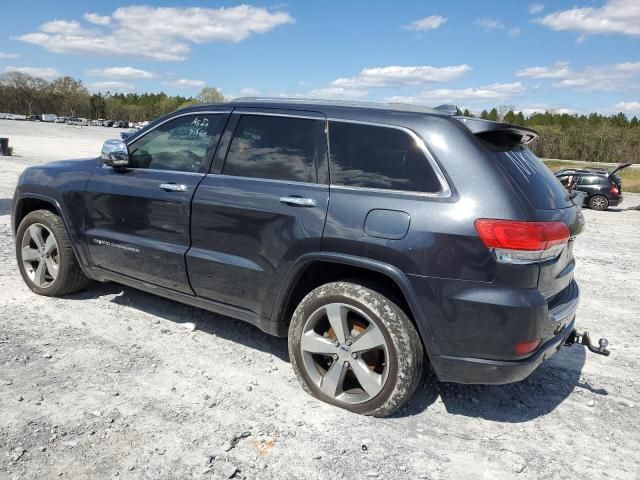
223 115 325 183
488 146 572 210
579 176 605 185
328 121 441 193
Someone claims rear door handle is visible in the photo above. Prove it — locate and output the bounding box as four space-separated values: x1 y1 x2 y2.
159 183 187 192
279 196 317 207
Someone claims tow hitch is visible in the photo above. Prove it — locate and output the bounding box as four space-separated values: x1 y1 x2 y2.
565 330 610 356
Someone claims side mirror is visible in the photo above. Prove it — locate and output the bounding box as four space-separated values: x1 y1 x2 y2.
101 139 130 168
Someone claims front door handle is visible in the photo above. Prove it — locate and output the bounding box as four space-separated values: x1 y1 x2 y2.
159 183 187 192
279 196 317 207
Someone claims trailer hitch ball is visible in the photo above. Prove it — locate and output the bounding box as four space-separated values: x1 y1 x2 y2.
565 330 611 356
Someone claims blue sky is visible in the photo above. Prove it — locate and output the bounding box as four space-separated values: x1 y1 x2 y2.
1 0 639 115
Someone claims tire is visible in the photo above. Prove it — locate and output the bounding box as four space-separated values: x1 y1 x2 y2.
288 281 424 417
16 209 91 296
589 195 609 211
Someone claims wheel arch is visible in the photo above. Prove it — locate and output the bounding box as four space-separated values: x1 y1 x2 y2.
273 253 437 355
13 193 94 278
13 194 63 234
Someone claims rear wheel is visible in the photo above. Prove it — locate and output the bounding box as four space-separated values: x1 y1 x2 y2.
288 281 424 417
16 210 91 296
589 195 609 211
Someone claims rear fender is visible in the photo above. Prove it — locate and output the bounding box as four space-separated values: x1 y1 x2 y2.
273 252 440 355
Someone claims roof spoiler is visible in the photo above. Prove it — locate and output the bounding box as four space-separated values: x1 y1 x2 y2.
455 116 539 145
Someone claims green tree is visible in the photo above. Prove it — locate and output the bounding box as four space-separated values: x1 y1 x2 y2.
196 87 224 103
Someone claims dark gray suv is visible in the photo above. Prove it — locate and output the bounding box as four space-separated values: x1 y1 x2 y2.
12 98 608 417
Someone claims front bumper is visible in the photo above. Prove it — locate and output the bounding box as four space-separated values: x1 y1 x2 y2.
430 318 575 384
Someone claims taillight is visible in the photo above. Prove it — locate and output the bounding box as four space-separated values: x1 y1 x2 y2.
610 184 619 195
475 219 570 264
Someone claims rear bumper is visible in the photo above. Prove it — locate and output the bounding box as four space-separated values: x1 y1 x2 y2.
430 318 575 384
609 195 623 207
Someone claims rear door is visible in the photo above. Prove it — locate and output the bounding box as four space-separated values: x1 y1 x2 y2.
188 109 329 317
85 109 229 293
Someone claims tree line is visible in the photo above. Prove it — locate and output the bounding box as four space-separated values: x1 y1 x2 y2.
0 71 223 123
1 72 638 163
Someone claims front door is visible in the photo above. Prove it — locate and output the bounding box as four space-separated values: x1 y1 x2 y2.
188 109 329 317
84 110 229 294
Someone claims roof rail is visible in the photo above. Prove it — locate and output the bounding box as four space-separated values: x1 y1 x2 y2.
434 104 459 115
230 97 443 114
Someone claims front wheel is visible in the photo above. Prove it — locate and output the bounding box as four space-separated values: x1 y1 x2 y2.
288 281 424 417
16 209 91 296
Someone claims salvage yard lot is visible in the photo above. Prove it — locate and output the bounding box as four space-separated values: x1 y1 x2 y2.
1 120 639 479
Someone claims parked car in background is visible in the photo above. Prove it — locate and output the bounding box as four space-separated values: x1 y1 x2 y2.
555 163 632 210
66 117 82 126
41 114 57 122
54 116 67 123
120 130 136 141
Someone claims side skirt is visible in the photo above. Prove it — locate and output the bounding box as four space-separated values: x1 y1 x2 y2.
86 267 286 337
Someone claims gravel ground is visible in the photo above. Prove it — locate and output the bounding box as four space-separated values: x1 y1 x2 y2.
1 121 639 480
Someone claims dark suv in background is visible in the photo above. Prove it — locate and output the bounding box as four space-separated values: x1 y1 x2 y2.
555 164 631 210
12 99 607 417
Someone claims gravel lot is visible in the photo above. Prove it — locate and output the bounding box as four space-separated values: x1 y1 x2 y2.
1 121 639 480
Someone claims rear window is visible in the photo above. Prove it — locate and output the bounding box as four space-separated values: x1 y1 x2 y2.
328 121 441 193
487 145 572 210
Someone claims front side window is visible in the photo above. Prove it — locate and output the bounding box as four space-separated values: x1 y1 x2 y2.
127 114 223 172
328 121 441 193
222 115 325 183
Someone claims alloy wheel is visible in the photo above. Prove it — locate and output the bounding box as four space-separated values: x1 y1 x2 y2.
591 196 607 210
20 223 59 288
299 302 390 404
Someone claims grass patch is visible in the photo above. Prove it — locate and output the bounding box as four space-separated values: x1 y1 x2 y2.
543 160 640 193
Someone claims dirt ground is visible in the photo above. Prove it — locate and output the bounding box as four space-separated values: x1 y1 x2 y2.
1 120 639 480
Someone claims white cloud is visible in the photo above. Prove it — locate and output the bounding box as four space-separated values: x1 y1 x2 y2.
18 5 294 61
517 61 640 91
87 66 156 79
330 64 471 88
528 4 545 15
517 104 578 116
4 66 60 79
387 82 525 104
403 15 447 31
239 87 260 96
88 81 135 92
83 13 111 26
615 101 640 112
40 20 91 36
507 27 521 37
516 61 571 79
0 52 20 60
306 87 368 100
474 17 505 31
537 0 640 37
163 78 206 88
556 62 640 91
